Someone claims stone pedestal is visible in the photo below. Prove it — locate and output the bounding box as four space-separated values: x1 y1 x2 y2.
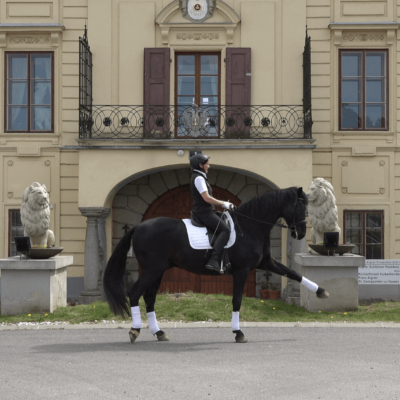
294 253 365 312
0 255 73 315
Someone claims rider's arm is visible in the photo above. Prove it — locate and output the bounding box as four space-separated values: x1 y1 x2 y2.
201 190 225 206
195 176 234 209
195 176 225 206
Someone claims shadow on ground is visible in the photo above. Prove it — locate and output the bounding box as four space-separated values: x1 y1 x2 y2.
31 338 296 354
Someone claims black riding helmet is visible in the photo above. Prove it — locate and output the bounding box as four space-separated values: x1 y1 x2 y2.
190 154 210 170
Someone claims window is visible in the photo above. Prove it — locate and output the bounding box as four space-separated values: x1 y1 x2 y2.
9 210 24 257
344 211 384 259
339 50 388 131
5 52 53 132
175 52 220 137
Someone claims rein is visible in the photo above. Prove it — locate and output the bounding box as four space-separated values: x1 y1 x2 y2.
230 197 307 236
232 210 290 229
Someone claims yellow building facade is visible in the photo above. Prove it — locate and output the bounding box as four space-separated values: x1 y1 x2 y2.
0 0 398 301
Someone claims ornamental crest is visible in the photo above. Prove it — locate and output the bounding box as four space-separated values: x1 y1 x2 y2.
180 0 215 23
181 103 210 137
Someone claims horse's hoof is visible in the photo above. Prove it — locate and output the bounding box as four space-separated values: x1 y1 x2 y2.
156 330 170 342
317 288 329 299
129 329 140 343
235 335 248 343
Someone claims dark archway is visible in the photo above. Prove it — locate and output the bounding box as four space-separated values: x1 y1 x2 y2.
142 184 256 296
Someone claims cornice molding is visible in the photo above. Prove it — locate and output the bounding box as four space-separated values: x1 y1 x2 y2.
329 22 400 31
0 23 65 32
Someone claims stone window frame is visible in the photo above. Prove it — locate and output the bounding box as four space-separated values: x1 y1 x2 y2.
343 209 384 259
329 22 399 140
5 50 54 133
339 48 389 131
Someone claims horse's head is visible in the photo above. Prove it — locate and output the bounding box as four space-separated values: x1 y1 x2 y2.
284 187 308 240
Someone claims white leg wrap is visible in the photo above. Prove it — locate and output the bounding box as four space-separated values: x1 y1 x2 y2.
231 311 240 331
301 277 318 293
146 311 160 335
131 306 142 329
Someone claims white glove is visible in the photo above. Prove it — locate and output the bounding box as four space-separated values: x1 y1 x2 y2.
222 202 232 210
222 202 236 211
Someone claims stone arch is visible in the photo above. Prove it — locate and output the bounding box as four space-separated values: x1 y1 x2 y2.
111 167 282 294
104 164 279 209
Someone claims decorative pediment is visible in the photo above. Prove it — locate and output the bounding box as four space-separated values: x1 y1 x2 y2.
156 0 240 45
156 0 240 25
329 22 400 46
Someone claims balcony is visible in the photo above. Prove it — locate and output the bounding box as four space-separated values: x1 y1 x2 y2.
78 27 313 143
79 104 311 140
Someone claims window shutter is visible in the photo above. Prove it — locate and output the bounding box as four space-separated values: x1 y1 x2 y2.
144 48 170 105
143 48 170 138
225 48 251 106
225 48 251 138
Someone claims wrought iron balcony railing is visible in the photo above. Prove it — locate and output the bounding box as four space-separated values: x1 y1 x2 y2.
79 104 312 140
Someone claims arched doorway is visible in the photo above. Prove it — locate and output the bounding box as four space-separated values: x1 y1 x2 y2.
142 185 256 296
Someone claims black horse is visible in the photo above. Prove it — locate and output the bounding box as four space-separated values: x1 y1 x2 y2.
104 187 329 343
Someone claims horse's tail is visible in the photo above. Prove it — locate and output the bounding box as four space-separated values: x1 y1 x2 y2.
103 226 136 318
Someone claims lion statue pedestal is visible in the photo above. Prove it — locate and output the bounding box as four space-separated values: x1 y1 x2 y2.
20 182 55 247
306 178 341 254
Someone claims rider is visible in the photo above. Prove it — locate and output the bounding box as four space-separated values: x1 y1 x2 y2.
189 153 236 272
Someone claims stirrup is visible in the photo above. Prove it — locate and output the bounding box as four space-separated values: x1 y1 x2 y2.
205 258 225 274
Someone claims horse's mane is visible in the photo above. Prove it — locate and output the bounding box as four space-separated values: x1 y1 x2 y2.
236 187 300 220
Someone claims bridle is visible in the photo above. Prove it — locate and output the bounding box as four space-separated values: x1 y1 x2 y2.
231 196 307 239
288 197 307 239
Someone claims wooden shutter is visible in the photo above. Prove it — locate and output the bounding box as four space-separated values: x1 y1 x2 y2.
144 48 170 105
143 48 170 138
225 48 251 138
225 48 251 106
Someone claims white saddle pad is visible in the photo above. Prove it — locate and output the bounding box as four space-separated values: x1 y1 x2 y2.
182 212 236 250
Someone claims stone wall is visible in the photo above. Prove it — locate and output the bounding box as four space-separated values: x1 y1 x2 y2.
112 168 282 294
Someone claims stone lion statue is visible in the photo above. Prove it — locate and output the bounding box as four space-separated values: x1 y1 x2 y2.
306 178 341 252
20 182 55 247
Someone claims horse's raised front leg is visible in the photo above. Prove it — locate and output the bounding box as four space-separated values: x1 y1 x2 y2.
232 268 250 344
266 258 329 299
143 275 169 342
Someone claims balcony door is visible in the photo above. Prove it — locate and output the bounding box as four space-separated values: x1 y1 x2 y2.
175 52 220 137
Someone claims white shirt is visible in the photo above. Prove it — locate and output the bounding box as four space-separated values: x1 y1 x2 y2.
194 169 208 194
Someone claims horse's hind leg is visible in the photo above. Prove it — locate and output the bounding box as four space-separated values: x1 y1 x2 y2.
126 273 164 343
232 268 250 344
266 258 329 299
143 276 169 342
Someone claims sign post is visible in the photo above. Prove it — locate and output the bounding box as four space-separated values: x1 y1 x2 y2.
359 260 400 285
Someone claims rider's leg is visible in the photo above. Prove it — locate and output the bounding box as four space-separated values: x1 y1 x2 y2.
198 213 230 272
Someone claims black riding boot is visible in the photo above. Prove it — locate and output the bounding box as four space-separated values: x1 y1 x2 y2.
205 251 224 273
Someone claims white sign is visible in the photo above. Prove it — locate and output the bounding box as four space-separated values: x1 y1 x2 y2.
188 0 208 20
359 260 400 285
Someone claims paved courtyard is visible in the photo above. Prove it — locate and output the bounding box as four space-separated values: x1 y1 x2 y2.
0 326 399 400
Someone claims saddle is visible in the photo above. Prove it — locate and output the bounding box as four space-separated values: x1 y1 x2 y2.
190 211 232 274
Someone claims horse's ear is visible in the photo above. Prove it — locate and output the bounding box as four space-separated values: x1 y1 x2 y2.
297 187 303 197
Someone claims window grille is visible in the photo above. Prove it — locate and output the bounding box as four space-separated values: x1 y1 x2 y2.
79 26 93 138
303 27 312 138
9 210 24 257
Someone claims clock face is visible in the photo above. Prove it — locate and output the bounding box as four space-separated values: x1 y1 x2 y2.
187 0 208 20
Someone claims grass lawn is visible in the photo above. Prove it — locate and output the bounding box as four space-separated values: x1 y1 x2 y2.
1 293 400 325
